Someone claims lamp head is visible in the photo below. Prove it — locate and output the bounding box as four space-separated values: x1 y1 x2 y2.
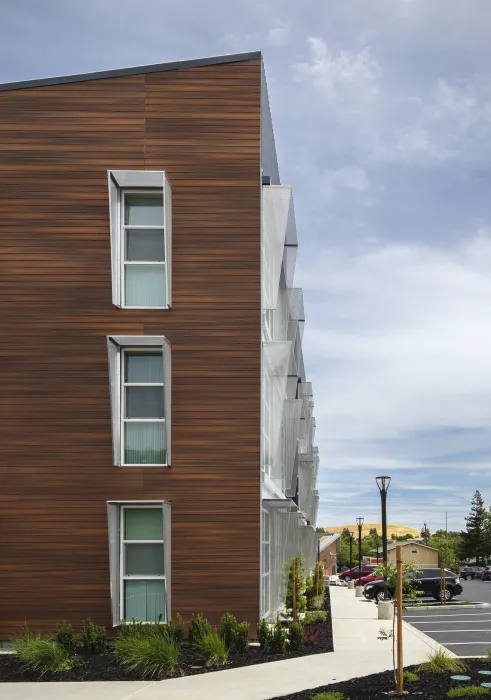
376 475 391 493
356 517 364 527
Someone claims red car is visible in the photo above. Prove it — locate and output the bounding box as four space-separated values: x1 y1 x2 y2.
359 573 384 585
338 566 375 582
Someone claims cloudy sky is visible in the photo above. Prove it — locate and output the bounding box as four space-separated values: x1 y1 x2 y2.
1 1 490 532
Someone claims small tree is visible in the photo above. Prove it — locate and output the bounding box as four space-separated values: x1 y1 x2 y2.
461 490 487 565
286 555 306 618
306 562 325 607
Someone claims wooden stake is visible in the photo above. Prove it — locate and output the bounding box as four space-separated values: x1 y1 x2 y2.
292 559 297 622
396 545 404 696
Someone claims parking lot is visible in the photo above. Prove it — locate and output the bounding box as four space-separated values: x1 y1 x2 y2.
403 579 491 657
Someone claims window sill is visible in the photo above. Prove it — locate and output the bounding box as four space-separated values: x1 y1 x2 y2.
121 464 170 468
119 306 172 310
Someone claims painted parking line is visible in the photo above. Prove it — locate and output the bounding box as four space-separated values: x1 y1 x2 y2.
416 629 491 644
405 613 491 618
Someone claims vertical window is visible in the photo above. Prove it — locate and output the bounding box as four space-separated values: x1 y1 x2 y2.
122 350 166 466
121 506 166 622
122 191 166 308
261 510 271 616
262 371 273 476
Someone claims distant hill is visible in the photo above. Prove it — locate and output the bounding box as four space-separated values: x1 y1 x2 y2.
320 523 421 539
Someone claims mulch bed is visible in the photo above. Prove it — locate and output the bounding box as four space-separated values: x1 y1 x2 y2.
270 660 491 699
0 589 333 682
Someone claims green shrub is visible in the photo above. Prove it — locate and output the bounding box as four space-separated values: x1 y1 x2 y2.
220 613 238 650
311 595 325 611
188 613 212 647
168 614 184 644
306 563 326 607
235 622 250 653
81 618 106 654
286 555 307 615
304 610 328 625
55 620 77 654
418 649 466 674
257 619 271 649
12 633 74 675
288 621 304 651
448 688 490 698
113 635 180 679
311 693 344 700
404 670 420 682
270 618 287 654
198 631 228 666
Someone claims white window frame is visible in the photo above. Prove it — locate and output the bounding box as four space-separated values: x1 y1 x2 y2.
261 509 271 617
107 335 172 467
120 188 167 309
107 500 171 627
108 170 172 309
121 348 166 467
120 505 166 623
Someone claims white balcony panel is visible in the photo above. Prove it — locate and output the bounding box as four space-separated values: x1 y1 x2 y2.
262 185 297 311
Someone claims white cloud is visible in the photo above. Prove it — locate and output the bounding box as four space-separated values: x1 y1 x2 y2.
267 22 289 47
298 233 491 500
319 165 370 199
293 38 380 102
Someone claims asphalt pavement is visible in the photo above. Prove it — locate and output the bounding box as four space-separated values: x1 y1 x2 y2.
403 579 491 658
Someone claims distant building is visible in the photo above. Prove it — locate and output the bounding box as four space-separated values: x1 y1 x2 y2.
387 541 439 567
319 533 341 575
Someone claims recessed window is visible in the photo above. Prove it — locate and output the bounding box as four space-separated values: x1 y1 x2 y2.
261 509 271 616
108 170 172 309
122 192 166 308
121 506 166 622
107 335 172 467
122 351 166 466
107 500 171 626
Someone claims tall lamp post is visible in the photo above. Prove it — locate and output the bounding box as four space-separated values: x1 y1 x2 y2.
423 522 428 546
356 517 364 585
376 476 391 597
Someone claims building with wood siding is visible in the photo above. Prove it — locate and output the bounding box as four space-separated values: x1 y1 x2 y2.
0 51 320 638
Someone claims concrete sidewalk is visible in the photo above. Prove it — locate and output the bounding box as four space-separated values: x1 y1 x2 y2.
1 587 451 700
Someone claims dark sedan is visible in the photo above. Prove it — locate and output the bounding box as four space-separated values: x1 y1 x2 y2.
363 567 463 602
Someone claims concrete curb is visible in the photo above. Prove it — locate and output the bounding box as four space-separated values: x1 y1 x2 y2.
401 620 458 657
404 602 490 611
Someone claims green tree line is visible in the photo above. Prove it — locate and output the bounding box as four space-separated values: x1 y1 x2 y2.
324 490 491 571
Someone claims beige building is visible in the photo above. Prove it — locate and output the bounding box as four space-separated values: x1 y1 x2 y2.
387 541 439 567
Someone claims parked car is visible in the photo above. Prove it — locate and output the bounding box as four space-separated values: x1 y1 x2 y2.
338 565 375 582
461 567 484 580
363 568 463 602
358 573 384 585
481 566 491 581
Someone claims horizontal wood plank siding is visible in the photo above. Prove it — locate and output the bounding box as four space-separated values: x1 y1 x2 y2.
0 59 261 635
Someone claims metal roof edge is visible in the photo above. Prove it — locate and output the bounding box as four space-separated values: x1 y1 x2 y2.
0 50 263 93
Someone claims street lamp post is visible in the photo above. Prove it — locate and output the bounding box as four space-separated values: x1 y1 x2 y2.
376 476 391 569
356 517 364 585
423 522 428 546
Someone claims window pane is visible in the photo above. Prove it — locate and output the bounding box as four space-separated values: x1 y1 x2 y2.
125 422 166 465
126 387 164 419
125 354 163 384
124 194 164 227
125 543 164 575
124 580 166 622
126 230 165 262
125 264 166 307
261 575 270 614
124 508 163 541
262 543 270 574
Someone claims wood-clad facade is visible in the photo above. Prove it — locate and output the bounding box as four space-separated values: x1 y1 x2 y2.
0 55 262 636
